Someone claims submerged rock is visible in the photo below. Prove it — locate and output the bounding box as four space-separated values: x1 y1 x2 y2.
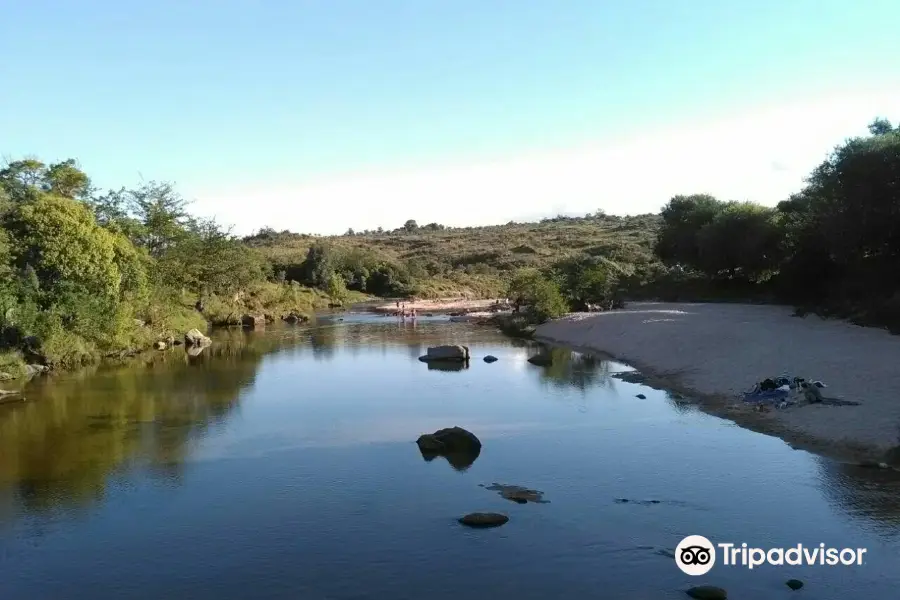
458 512 508 528
483 483 548 504
686 586 727 600
785 579 803 591
483 355 498 363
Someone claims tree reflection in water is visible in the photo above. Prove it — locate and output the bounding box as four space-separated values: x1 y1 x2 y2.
0 331 292 519
534 346 614 393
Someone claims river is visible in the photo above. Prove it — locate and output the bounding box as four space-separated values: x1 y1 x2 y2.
1 313 898 599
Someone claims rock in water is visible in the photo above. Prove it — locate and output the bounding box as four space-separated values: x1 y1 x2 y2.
241 314 266 329
527 355 552 367
24 364 48 377
154 341 167 350
184 329 212 346
636 393 647 399
483 355 498 363
785 579 803 591
458 512 508 528
416 427 482 453
421 345 470 361
416 427 482 471
686 586 727 600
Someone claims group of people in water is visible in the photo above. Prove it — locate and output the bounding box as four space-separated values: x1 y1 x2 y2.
395 301 417 319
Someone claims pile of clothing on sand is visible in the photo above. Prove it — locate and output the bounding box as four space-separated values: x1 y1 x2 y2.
742 374 827 409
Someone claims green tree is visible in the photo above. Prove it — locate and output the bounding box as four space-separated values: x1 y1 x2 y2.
403 219 418 233
655 194 723 268
508 268 569 322
158 219 267 299
302 242 337 288
695 202 782 280
43 159 91 199
778 128 900 304
326 272 348 303
868 117 894 135
127 182 190 257
7 194 124 299
552 257 620 309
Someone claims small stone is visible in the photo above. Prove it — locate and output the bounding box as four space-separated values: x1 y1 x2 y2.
483 355 498 363
686 586 726 600
785 579 803 591
636 393 646 399
154 341 167 350
458 512 509 528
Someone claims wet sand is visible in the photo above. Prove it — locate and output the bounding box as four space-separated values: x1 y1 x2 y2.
535 302 900 464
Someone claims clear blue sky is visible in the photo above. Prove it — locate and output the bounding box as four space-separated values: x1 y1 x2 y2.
2 1 898 233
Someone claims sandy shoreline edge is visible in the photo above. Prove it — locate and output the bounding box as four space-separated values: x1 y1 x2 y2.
534 302 900 466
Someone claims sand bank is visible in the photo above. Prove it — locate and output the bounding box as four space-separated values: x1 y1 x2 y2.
371 298 505 313
535 302 900 463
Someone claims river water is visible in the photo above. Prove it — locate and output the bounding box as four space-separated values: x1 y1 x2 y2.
1 314 899 599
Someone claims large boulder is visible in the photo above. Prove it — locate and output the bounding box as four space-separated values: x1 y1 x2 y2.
184 328 212 347
419 345 470 362
416 426 482 471
241 314 266 329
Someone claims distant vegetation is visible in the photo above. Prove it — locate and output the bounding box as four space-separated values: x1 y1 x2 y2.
2 116 897 375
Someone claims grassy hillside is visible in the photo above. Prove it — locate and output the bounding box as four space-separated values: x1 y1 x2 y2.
244 213 662 299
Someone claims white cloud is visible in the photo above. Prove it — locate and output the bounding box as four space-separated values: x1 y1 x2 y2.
187 87 900 235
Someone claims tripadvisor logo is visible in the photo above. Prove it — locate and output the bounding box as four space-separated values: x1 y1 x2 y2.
674 535 867 575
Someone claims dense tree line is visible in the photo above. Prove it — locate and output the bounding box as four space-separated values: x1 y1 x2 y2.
649 117 900 330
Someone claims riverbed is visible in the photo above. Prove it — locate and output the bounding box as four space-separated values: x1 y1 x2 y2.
1 314 898 599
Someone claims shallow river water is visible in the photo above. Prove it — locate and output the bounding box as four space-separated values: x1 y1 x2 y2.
1 314 899 599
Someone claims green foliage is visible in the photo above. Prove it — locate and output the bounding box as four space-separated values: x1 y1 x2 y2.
508 268 569 323
655 194 722 267
8 194 125 299
552 256 621 309
649 120 900 331
695 202 782 280
326 272 349 303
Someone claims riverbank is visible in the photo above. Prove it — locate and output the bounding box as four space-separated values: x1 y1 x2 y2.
371 298 506 314
534 302 900 465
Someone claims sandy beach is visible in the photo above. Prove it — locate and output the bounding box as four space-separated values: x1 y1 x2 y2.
535 302 900 463
371 298 504 313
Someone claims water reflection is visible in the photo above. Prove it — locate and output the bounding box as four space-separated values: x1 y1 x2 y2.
0 330 291 519
418 445 481 471
426 360 469 372
815 457 900 530
533 347 614 392
2 320 900 600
